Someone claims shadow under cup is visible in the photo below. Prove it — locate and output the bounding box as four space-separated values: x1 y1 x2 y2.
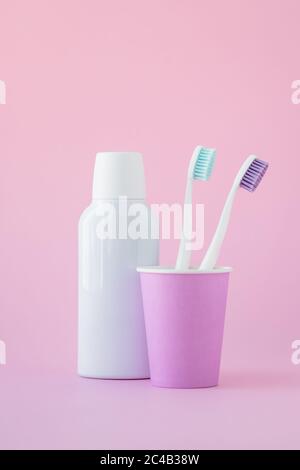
137 267 231 389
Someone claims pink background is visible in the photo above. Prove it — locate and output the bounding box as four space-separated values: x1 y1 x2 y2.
0 0 300 449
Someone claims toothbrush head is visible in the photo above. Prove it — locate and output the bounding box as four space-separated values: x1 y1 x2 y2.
240 158 269 192
192 146 216 181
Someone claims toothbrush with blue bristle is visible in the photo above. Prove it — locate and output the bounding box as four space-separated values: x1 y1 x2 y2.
176 145 216 270
199 155 269 271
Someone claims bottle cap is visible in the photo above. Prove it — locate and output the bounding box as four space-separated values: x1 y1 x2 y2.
92 152 146 199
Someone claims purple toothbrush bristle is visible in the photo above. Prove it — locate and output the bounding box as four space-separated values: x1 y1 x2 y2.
240 158 269 192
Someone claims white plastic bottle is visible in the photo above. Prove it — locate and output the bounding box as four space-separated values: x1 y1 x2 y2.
78 152 159 378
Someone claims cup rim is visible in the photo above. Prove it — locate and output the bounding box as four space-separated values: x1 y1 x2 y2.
137 266 232 274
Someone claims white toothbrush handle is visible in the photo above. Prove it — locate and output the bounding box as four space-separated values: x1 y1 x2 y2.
199 155 255 271
199 183 238 270
176 181 192 269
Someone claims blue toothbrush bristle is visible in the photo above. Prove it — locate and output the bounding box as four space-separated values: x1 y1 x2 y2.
240 158 268 192
193 147 216 181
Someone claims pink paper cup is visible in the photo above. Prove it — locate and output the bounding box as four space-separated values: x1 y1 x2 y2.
137 266 231 389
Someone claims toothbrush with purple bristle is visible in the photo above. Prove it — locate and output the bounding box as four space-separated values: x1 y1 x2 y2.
199 155 268 271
